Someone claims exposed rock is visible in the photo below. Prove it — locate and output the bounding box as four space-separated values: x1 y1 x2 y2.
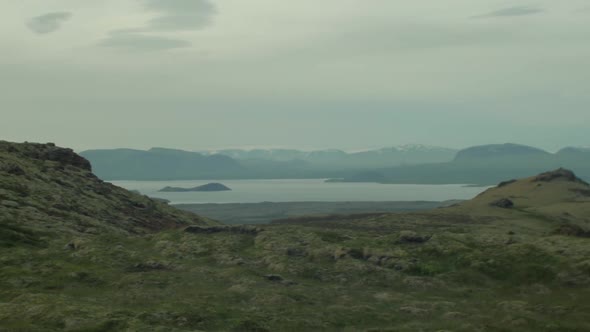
1 164 25 176
286 247 307 257
570 188 590 197
64 239 83 250
184 225 261 235
552 224 590 238
132 261 170 272
490 198 514 209
42 146 92 170
533 168 588 185
264 274 284 282
1 141 92 170
399 231 431 243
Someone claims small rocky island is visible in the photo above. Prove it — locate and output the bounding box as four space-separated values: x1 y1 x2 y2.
159 183 232 192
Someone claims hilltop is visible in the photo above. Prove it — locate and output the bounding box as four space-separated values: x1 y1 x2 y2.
1 143 590 331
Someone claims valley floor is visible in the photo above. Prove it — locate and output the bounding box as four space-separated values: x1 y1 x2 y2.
174 201 457 225
2 207 590 331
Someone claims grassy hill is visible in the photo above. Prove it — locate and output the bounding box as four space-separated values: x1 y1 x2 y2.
1 142 590 331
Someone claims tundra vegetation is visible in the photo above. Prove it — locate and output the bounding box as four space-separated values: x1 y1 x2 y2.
1 142 590 331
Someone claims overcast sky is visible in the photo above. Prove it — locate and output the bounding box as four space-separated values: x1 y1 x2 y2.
2 0 589 152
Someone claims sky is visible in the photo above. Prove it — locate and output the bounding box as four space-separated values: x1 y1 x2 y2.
1 0 589 152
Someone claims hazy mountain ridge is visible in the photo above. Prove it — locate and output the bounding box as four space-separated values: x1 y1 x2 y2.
337 143 590 185
80 148 245 181
81 143 590 183
81 145 458 180
211 144 458 167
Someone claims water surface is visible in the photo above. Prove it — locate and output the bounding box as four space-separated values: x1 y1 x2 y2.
111 179 489 204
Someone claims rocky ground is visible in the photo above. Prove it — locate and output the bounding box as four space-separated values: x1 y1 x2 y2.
1 142 590 331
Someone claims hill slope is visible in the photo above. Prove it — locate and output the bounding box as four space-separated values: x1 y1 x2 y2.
0 141 215 238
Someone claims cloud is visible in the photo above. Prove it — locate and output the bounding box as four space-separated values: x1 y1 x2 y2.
99 30 190 51
144 0 216 31
474 6 543 19
27 12 72 34
98 0 215 51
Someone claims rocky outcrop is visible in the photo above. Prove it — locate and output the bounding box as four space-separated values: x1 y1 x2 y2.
490 198 514 209
0 141 216 234
0 141 92 171
533 168 588 185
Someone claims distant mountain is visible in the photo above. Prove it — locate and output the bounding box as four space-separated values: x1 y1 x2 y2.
80 148 245 181
210 145 458 169
82 144 590 183
335 143 590 185
83 145 457 180
454 143 551 161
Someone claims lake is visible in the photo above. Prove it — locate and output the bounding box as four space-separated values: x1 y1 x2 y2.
110 179 490 204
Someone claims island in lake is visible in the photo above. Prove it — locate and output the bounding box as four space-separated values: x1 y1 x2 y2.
159 183 232 192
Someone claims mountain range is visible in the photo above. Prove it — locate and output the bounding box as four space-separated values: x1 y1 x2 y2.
81 145 457 180
335 143 590 184
81 143 590 183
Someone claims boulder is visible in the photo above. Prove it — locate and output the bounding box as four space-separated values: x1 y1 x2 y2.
490 198 514 209
399 231 431 243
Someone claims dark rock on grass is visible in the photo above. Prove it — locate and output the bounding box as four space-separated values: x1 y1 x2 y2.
571 188 590 197
2 164 25 176
263 274 297 285
399 231 431 243
264 274 284 282
152 197 171 204
490 198 514 209
132 261 170 272
63 240 83 250
553 224 590 238
286 247 307 257
184 225 261 236
533 168 588 185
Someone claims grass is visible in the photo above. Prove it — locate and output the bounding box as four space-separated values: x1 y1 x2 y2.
2 142 590 330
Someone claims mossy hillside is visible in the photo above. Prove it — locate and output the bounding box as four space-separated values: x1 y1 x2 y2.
0 141 216 239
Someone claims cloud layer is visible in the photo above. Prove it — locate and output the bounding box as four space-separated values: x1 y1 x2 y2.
144 0 216 30
99 30 190 51
27 12 72 34
475 6 543 18
101 0 216 51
